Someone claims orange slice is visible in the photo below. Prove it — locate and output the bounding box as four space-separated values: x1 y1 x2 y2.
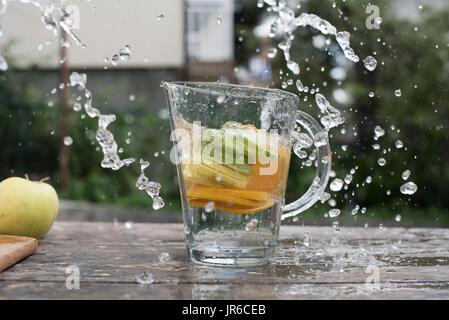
186 184 270 202
188 198 275 214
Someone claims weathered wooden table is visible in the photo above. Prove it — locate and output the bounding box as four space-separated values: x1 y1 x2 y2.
0 222 448 299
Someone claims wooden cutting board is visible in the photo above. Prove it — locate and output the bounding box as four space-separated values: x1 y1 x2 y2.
0 235 38 272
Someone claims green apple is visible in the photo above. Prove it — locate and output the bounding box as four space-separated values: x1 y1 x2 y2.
0 176 59 239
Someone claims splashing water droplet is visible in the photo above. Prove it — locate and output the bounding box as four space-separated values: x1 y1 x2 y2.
363 55 377 71
303 232 312 246
395 140 404 149
216 95 226 104
125 221 133 229
330 178 343 192
296 79 304 92
119 45 131 62
136 272 154 284
400 182 418 195
351 205 360 215
287 61 300 75
329 208 341 218
314 131 328 147
402 170 411 180
0 56 8 71
374 125 385 140
64 136 73 146
111 54 119 66
267 47 277 59
378 157 386 166
73 102 82 112
245 219 259 231
159 252 171 262
344 174 353 184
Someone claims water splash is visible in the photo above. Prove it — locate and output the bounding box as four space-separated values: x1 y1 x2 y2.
0 0 163 209
400 182 418 195
136 159 164 210
259 0 419 223
70 71 135 170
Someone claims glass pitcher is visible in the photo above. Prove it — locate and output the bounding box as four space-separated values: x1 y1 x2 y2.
163 81 331 266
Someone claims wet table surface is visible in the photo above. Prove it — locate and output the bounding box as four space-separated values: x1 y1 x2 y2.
0 221 449 299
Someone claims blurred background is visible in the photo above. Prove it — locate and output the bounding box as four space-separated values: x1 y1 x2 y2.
0 0 448 227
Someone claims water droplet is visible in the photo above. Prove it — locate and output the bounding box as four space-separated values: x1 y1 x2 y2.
344 174 353 184
287 60 300 75
330 178 343 192
368 91 375 98
129 94 135 102
64 136 73 146
363 55 377 71
111 54 119 66
303 232 312 247
216 95 226 104
351 205 360 215
245 219 258 231
314 131 329 147
395 140 404 149
296 79 304 92
159 252 171 262
217 17 223 24
365 176 373 184
402 170 411 180
124 221 134 229
119 45 131 62
156 13 164 20
378 158 386 166
374 125 385 139
136 271 154 284
152 196 165 210
267 48 277 59
400 182 418 195
395 214 402 222
73 102 82 112
0 56 8 71
329 208 341 218
394 89 402 97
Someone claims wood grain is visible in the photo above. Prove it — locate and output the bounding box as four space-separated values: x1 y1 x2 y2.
0 221 448 299
0 235 38 272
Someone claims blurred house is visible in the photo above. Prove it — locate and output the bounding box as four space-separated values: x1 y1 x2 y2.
0 0 235 108
185 0 235 81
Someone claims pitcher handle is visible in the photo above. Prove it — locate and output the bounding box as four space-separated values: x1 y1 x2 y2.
281 111 332 220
